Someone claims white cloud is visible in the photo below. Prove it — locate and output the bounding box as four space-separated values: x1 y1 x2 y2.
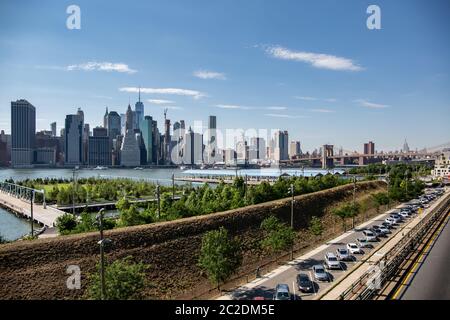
66 62 137 74
325 98 337 102
295 96 317 101
265 106 287 110
120 87 205 99
193 70 226 80
310 108 335 113
266 46 363 71
264 113 307 119
147 99 175 105
356 99 390 109
215 104 251 110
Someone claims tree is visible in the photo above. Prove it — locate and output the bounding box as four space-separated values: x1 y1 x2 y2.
333 206 349 232
86 257 149 300
55 213 77 235
372 192 389 213
260 216 295 254
198 227 242 291
0 234 7 244
309 216 323 237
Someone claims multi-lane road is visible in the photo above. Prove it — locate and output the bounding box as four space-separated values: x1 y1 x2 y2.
218 188 448 300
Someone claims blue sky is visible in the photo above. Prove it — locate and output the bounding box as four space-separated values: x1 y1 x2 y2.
0 0 449 152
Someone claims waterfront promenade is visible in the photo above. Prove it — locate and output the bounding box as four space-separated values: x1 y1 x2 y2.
0 191 64 227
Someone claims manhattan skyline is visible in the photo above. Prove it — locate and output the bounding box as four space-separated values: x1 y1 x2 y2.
1 0 449 152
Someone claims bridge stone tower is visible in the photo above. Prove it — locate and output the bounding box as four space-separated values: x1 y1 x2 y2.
322 144 334 169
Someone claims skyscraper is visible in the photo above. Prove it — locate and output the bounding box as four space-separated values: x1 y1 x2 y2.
64 111 83 166
274 130 289 161
206 115 217 164
164 118 171 164
289 141 301 159
103 107 108 128
107 111 121 139
402 139 410 153
134 88 144 130
125 104 134 131
50 122 57 137
88 127 111 166
11 99 36 167
120 129 141 167
364 141 375 155
141 116 154 164
183 127 203 165
250 137 266 161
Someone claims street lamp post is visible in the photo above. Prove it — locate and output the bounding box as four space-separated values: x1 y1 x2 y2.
30 190 34 237
96 208 106 300
171 173 175 201
156 185 161 219
289 184 295 260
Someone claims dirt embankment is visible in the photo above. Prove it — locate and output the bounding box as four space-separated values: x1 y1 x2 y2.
0 181 386 299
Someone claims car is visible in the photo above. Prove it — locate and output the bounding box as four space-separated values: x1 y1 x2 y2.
378 226 391 234
390 214 403 223
325 252 343 270
312 265 330 282
356 238 373 249
297 273 314 293
372 225 389 235
381 221 394 229
399 211 410 219
385 218 397 226
363 230 378 242
336 248 352 261
347 243 363 254
274 284 291 300
371 228 385 237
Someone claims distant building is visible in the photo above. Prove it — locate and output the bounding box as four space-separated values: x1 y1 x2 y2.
0 130 11 167
36 130 61 164
107 111 121 140
183 127 203 165
141 116 154 165
289 141 301 159
249 137 266 162
273 130 289 161
432 151 450 179
64 112 84 166
125 104 134 131
120 129 141 167
11 99 36 167
134 89 144 130
402 139 410 153
364 141 375 155
88 127 111 166
34 148 56 166
225 148 236 165
50 122 57 137
205 115 217 164
236 139 249 165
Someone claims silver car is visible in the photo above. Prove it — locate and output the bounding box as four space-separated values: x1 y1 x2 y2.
325 252 342 270
312 264 330 282
336 248 352 261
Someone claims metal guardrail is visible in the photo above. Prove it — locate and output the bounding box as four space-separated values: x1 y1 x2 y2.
338 193 450 300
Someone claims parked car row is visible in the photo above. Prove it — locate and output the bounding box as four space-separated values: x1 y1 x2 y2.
271 188 445 300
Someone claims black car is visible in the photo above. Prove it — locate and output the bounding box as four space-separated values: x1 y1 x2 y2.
297 273 314 293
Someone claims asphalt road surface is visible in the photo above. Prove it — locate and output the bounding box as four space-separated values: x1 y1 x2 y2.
228 205 417 300
223 190 447 301
400 212 450 300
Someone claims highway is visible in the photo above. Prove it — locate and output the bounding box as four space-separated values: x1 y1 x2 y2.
398 212 450 300
218 188 448 301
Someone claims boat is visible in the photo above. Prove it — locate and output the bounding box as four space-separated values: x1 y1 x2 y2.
93 166 108 170
133 167 144 170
